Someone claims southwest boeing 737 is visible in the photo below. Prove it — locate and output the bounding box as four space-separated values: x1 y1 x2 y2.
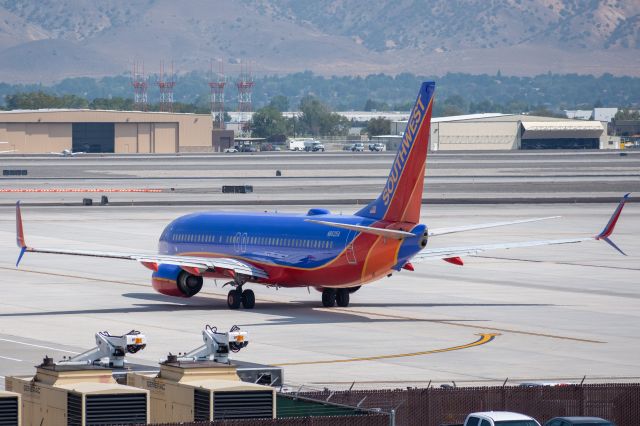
15 82 630 309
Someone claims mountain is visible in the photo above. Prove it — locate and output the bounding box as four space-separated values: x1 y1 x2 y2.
0 0 638 83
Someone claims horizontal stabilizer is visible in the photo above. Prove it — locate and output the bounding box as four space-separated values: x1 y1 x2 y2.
305 219 415 240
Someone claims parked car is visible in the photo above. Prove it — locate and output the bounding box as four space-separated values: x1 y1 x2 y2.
462 411 541 426
369 142 386 152
304 140 325 152
544 417 615 426
240 145 257 152
351 143 365 152
223 147 238 153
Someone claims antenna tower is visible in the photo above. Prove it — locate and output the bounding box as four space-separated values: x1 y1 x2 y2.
236 61 254 136
131 60 148 111
157 61 177 112
209 59 226 129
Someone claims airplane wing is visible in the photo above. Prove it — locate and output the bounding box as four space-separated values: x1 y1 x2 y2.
14 202 268 280
428 216 560 237
412 193 630 264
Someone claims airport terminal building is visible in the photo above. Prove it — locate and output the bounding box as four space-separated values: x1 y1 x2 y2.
0 110 213 154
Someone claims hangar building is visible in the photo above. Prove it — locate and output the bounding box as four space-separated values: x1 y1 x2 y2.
391 113 611 151
0 110 213 154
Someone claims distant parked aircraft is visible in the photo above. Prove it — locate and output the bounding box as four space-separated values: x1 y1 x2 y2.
50 149 85 157
15 82 631 310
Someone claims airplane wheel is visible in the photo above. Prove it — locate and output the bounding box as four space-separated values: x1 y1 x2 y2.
241 289 255 309
336 289 350 307
348 286 361 294
227 289 242 309
321 288 336 307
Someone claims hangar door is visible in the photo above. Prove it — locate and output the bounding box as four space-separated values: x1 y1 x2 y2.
73 123 115 153
520 121 603 150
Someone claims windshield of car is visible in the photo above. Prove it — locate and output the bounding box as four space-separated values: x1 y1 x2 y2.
494 421 538 426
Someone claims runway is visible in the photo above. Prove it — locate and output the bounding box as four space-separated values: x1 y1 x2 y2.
0 201 638 390
1 150 639 205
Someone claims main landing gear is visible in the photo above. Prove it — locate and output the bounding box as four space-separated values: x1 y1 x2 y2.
226 282 255 310
321 288 351 307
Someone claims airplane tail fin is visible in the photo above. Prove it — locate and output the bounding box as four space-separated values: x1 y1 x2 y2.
355 81 435 224
16 201 28 266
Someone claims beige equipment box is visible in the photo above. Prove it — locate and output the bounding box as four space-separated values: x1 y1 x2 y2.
5 359 149 426
0 390 21 425
128 359 275 423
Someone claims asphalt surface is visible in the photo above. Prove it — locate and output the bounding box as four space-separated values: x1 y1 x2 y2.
0 151 638 390
1 150 638 205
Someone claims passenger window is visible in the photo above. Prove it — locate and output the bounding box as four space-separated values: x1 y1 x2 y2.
479 420 490 426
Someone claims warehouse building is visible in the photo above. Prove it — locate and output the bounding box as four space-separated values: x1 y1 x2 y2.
391 113 610 151
0 110 213 154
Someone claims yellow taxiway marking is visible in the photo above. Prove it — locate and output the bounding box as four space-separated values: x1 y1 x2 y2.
2 267 606 344
274 333 498 366
331 307 606 344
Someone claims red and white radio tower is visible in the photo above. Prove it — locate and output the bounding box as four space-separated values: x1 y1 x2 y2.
157 61 177 112
131 60 148 111
209 59 226 129
236 61 254 136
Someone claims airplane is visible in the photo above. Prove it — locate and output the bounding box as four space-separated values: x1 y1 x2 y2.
50 149 85 157
15 82 631 310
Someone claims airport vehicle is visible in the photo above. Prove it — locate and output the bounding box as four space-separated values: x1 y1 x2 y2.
288 139 306 151
50 148 85 157
351 142 365 151
369 142 386 152
14 82 632 310
304 140 325 152
240 145 257 152
461 411 541 426
223 147 238 153
544 417 615 426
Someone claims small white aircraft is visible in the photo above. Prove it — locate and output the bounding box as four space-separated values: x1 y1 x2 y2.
50 149 86 157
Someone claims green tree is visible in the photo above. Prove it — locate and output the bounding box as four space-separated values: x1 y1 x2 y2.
89 97 134 110
365 117 391 136
5 91 88 109
298 95 350 136
250 106 288 139
364 99 390 111
268 95 289 112
614 109 640 120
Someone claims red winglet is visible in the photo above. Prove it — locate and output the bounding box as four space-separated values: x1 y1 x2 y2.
597 193 630 240
402 262 415 271
16 201 26 249
443 257 464 266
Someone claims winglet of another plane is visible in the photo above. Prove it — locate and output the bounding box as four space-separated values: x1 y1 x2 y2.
16 201 28 267
595 193 631 255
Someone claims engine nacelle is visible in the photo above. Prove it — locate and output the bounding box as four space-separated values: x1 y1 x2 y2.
152 264 204 297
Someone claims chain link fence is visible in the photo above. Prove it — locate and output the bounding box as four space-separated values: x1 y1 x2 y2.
301 383 640 426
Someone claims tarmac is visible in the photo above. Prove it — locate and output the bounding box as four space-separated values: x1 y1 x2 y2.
0 150 638 390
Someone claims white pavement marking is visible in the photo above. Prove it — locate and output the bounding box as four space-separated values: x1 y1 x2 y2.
0 355 22 362
0 338 77 354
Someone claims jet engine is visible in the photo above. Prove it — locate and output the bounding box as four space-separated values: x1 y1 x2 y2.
152 264 203 297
